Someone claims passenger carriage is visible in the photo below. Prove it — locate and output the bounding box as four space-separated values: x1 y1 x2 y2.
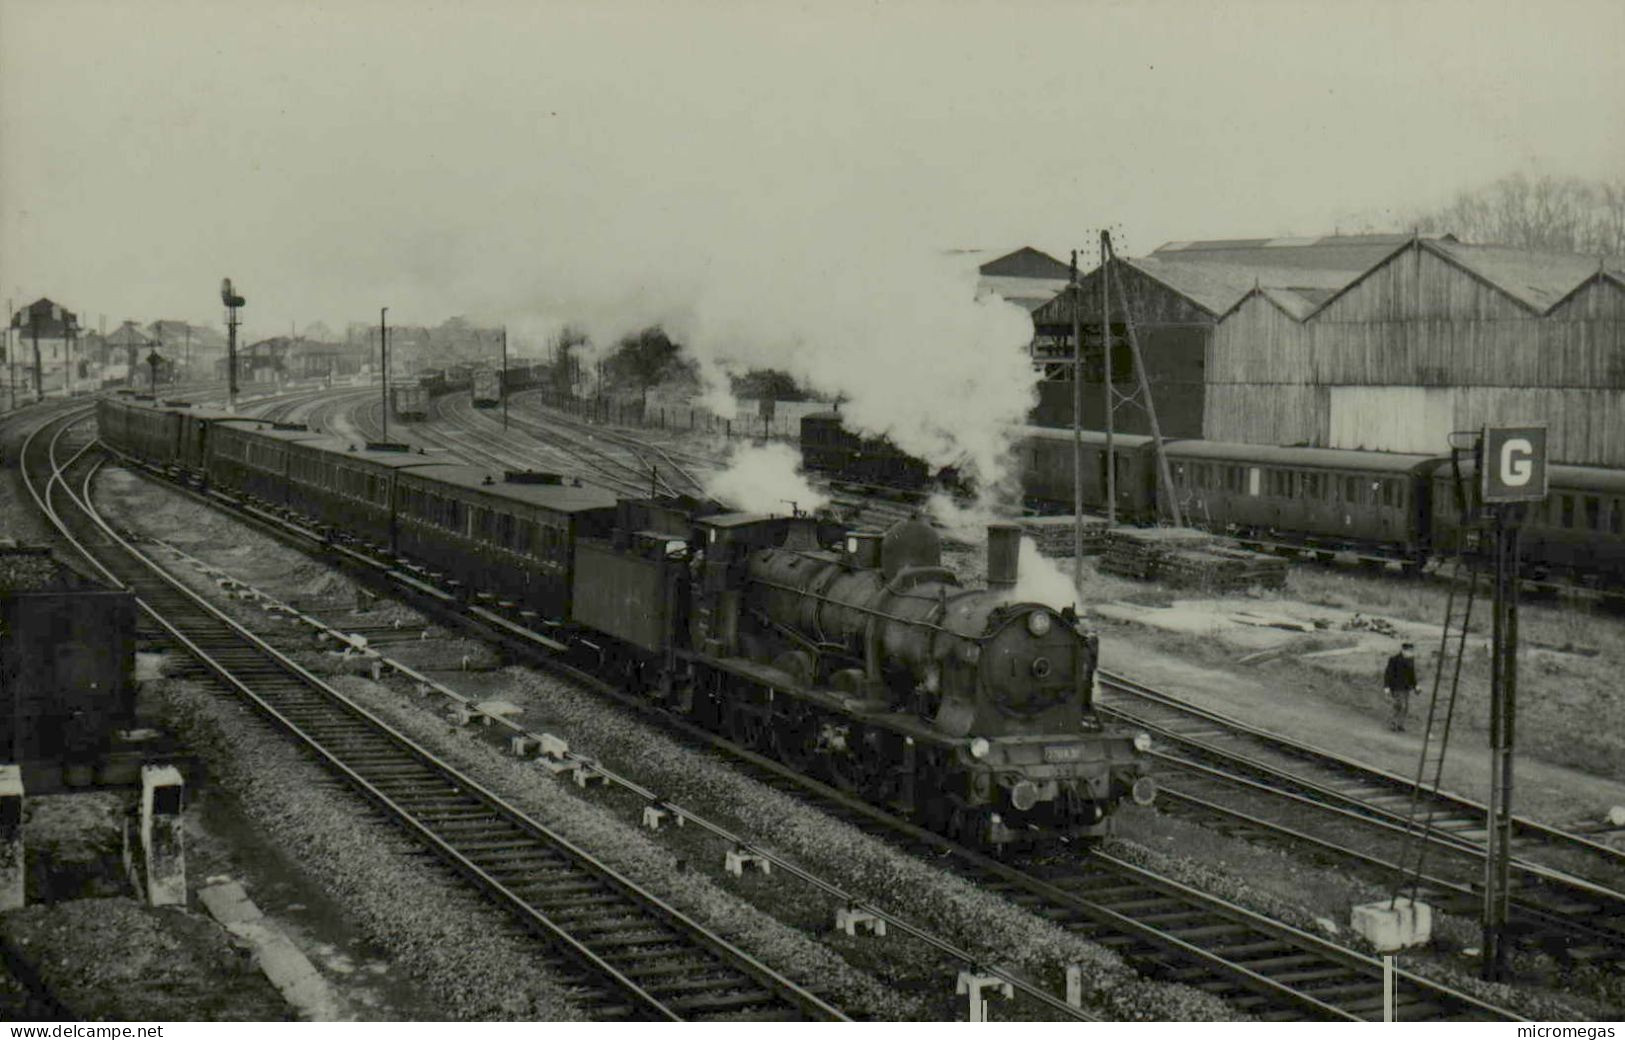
1160 441 1439 561
391 465 616 619
1018 426 1159 522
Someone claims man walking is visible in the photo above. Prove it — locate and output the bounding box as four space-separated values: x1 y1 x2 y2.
1383 641 1418 732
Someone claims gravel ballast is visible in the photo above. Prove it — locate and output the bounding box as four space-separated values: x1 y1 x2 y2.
92 456 1243 1020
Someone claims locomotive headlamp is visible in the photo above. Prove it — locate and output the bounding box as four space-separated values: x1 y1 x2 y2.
968 737 991 759
1133 731 1153 753
1027 611 1052 637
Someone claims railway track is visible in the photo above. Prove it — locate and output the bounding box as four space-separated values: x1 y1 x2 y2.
647 726 1518 1022
441 392 700 497
1096 670 1625 960
90 439 1521 1022
21 408 846 1023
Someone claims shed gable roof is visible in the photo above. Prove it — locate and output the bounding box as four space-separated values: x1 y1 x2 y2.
978 246 1072 279
1424 239 1625 313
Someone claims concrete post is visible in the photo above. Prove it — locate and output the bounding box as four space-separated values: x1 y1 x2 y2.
141 764 186 906
0 766 23 910
956 970 1013 1022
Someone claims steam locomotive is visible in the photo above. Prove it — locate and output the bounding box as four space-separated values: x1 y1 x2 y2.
98 396 1155 845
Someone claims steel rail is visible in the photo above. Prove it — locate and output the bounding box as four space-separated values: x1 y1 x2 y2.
91 421 1523 1022
1099 670 1625 879
1096 671 1625 959
23 412 846 1023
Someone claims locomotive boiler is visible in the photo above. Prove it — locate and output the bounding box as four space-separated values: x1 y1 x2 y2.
745 521 1092 736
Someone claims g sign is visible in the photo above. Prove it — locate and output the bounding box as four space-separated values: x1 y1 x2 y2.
1480 425 1548 503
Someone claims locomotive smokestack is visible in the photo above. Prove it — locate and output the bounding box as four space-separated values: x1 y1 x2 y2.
987 523 1020 592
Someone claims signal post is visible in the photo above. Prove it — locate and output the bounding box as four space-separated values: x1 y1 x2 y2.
1477 425 1547 981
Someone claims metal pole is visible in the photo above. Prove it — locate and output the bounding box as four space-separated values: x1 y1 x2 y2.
1382 955 1395 1022
1482 506 1519 981
501 326 509 430
227 306 239 412
5 297 13 410
1482 505 1507 980
1070 250 1084 595
1498 517 1520 981
1100 231 1115 525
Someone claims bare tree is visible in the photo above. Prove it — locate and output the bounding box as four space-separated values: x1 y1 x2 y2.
1412 173 1625 256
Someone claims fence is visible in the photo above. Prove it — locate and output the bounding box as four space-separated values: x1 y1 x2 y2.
528 390 833 443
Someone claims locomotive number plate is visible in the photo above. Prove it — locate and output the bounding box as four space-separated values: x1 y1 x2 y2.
1043 745 1085 763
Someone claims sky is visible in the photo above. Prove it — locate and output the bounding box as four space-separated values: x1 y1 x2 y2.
3 0 1622 344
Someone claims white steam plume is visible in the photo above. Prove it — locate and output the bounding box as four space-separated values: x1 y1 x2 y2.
474 222 1039 494
1006 537 1079 610
703 443 829 516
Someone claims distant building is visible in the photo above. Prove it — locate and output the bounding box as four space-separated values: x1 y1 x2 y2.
287 339 371 379
7 298 84 395
217 336 296 384
967 247 1072 313
103 321 154 386
1030 233 1625 465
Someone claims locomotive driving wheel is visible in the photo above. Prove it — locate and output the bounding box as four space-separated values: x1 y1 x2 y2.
770 708 816 770
823 723 883 796
729 704 769 752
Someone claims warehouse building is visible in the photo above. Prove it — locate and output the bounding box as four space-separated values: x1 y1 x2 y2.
1030 234 1625 466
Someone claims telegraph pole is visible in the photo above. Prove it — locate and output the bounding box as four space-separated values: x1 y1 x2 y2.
1069 251 1084 594
501 326 509 430
1100 231 1115 524
380 307 389 442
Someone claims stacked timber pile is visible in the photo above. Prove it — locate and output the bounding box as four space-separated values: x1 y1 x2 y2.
1160 544 1290 591
1020 515 1110 556
1100 528 1288 590
1099 527 1212 579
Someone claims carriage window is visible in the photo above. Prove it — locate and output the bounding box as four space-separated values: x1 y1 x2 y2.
1304 473 1322 499
1345 476 1360 502
1560 495 1575 528
1611 500 1623 535
1247 467 1261 496
1584 496 1601 531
